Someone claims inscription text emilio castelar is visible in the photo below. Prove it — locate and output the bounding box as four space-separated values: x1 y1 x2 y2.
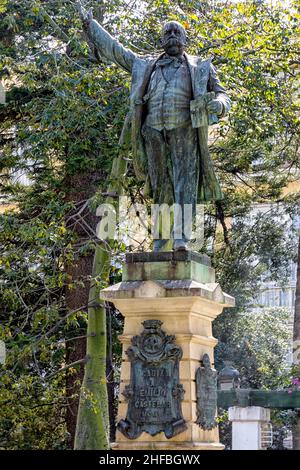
133 368 171 419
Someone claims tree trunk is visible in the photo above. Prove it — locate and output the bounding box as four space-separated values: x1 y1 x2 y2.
293 235 300 449
65 256 91 448
74 244 110 449
74 153 127 449
64 171 99 448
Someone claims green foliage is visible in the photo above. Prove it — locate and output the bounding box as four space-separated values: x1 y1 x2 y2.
214 308 291 389
0 0 299 449
0 0 128 449
214 307 292 448
0 363 68 449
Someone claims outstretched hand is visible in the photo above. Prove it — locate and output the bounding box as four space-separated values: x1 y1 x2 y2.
76 2 93 28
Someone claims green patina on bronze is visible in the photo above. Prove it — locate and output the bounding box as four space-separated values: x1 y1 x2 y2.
218 389 300 410
79 8 231 249
123 250 215 283
123 260 215 283
196 354 218 430
118 320 187 439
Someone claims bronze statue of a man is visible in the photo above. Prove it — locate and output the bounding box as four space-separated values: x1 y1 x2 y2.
79 7 230 251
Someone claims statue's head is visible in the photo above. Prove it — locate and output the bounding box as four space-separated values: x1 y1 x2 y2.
202 354 211 368
161 21 187 56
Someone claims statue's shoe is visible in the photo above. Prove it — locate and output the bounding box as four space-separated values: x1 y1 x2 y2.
153 239 169 252
173 239 188 251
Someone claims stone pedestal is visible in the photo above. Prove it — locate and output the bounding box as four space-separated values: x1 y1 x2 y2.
101 251 234 450
229 406 271 450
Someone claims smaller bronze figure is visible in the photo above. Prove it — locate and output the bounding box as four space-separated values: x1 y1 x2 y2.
195 353 218 430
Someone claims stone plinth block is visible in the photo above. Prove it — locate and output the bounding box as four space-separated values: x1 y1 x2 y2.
101 251 235 451
229 407 271 450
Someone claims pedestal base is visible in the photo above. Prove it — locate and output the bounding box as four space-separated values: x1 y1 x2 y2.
101 252 234 451
111 440 224 451
229 406 271 450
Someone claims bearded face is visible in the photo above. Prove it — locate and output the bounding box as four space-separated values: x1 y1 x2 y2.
161 21 186 56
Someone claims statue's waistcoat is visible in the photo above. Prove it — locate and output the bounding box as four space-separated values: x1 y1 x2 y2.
144 59 192 131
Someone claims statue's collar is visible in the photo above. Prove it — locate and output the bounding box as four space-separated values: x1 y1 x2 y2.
156 53 185 68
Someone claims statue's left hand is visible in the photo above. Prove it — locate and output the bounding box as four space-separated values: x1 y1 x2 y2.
206 99 223 115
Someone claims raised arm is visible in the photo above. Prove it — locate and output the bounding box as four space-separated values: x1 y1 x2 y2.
78 5 136 73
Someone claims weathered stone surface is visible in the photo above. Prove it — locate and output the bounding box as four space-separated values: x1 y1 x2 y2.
123 252 214 285
125 251 211 265
229 406 271 450
123 260 215 284
101 279 235 306
100 252 235 450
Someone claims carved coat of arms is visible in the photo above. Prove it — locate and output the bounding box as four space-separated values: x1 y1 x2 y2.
118 320 186 439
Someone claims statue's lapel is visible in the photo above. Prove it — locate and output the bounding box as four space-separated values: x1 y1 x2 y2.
139 53 165 98
130 54 164 181
185 53 212 98
185 53 197 96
